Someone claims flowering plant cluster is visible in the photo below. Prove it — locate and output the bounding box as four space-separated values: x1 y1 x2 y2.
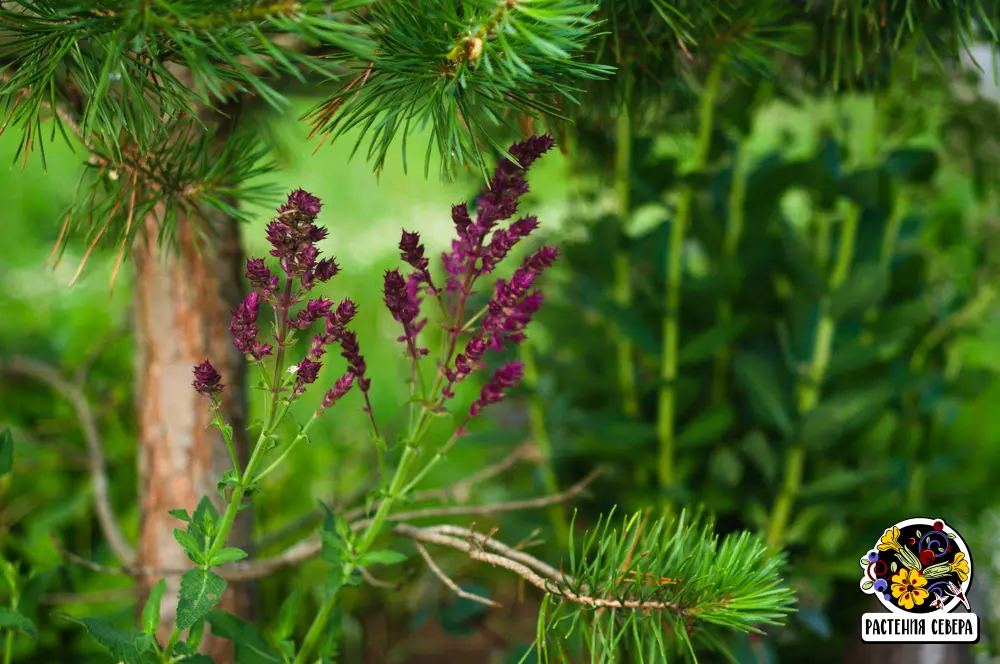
166 136 559 663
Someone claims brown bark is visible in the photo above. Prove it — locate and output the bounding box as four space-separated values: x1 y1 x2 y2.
133 208 255 662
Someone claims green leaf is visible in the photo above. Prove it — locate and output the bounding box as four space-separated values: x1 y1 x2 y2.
799 383 895 451
799 469 874 499
273 588 299 642
0 607 36 640
217 469 240 501
709 448 743 486
675 405 735 449
141 579 167 635
168 509 192 523
733 352 794 436
357 549 407 567
192 497 219 538
829 263 889 318
210 548 248 566
75 617 158 664
207 611 282 664
0 429 13 476
173 529 206 565
884 148 938 184
176 569 227 631
861 580 874 591
740 430 777 484
677 316 749 365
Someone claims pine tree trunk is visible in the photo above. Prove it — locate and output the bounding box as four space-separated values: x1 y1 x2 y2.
133 208 255 662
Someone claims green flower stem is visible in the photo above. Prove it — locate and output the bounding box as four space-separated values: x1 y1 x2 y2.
613 72 639 418
765 202 861 550
656 61 723 501
252 412 320 484
294 268 480 664
519 340 569 546
710 137 750 405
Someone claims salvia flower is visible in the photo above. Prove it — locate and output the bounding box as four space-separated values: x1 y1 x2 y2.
441 135 554 295
322 373 355 410
192 360 223 398
469 361 524 419
290 297 332 330
292 358 322 398
230 291 273 360
266 189 337 284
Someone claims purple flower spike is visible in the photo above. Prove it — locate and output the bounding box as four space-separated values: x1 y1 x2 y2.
292 358 322 398
192 360 223 398
291 297 333 330
280 189 323 218
322 373 355 409
469 361 524 418
230 291 272 360
266 190 333 281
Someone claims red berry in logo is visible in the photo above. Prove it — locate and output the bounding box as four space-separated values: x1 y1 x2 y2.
920 549 935 565
933 520 944 531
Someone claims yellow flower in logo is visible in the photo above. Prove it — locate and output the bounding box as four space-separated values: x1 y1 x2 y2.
949 552 970 582
878 526 901 552
891 568 929 610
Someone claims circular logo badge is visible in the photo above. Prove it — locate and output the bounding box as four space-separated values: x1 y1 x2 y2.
859 517 972 614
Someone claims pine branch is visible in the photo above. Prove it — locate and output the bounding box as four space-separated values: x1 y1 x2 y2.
306 0 612 179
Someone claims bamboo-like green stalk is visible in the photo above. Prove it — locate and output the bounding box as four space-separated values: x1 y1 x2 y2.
765 202 861 550
711 138 750 404
520 340 569 546
657 62 724 499
613 72 639 417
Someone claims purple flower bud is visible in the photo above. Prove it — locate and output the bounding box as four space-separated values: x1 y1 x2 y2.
231 291 271 359
245 258 273 289
281 189 323 218
337 329 370 392
292 358 322 398
469 361 524 418
192 360 223 398
322 373 355 410
290 297 333 330
334 299 357 327
314 257 340 282
399 230 429 271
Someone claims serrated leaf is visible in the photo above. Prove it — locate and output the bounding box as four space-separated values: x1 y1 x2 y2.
192 497 219 538
141 579 167 635
174 529 205 565
210 548 248 566
76 617 158 664
207 611 282 664
358 549 407 567
176 569 226 631
0 429 13 476
0 607 36 640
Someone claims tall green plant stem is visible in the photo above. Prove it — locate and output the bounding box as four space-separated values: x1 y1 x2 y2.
711 139 750 404
294 269 479 664
162 279 297 664
657 62 723 499
765 203 861 550
613 72 639 417
520 340 569 545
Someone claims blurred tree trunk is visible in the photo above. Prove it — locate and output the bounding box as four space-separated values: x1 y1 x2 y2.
132 194 254 661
